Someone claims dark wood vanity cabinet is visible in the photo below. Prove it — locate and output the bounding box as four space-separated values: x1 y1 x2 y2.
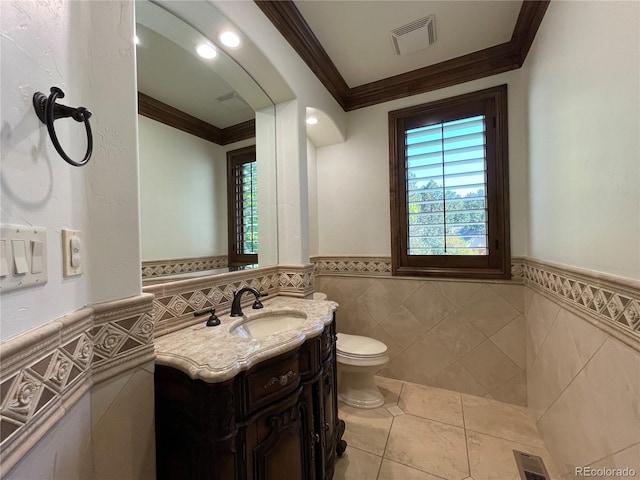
155 318 345 480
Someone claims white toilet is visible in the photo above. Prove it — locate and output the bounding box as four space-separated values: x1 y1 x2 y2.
336 333 389 409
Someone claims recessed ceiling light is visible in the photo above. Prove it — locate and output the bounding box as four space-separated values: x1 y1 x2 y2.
219 31 241 48
196 43 217 59
306 116 319 125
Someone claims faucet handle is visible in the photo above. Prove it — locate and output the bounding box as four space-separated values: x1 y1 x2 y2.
252 299 264 309
252 292 268 310
194 308 220 327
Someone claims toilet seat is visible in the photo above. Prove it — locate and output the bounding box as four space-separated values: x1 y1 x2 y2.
336 334 388 367
337 333 387 356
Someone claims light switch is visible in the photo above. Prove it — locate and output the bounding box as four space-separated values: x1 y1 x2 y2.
0 240 9 277
31 240 44 273
12 240 29 274
1 224 47 293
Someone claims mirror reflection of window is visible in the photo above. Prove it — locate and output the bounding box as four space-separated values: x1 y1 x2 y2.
228 145 258 269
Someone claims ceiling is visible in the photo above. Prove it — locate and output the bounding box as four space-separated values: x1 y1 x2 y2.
257 0 549 110
135 0 273 130
136 23 254 128
293 1 523 88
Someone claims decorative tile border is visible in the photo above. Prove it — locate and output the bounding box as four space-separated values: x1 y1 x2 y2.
0 293 154 473
141 255 228 279
144 264 315 337
312 256 392 276
523 257 640 340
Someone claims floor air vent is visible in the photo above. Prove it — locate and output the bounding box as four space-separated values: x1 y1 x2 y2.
513 450 550 480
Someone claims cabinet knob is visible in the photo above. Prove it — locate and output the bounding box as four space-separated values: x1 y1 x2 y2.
324 422 330 432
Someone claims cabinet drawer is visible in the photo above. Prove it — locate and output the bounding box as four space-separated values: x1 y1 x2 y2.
245 353 300 413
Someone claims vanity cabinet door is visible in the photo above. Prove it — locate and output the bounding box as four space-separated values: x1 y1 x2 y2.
244 387 313 480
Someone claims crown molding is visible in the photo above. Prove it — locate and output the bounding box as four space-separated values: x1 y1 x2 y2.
254 0 350 110
255 0 550 111
137 92 255 145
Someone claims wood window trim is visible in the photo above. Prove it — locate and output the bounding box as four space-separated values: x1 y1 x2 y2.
227 145 258 267
389 85 511 280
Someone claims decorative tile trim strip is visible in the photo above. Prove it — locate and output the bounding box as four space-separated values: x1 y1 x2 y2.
312 255 527 281
144 264 315 337
523 257 640 342
141 255 228 279
312 256 392 276
0 293 154 474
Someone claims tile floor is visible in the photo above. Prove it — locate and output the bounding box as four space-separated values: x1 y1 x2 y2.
334 376 562 480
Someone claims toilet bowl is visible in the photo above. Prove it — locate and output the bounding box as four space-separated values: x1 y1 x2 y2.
336 333 389 409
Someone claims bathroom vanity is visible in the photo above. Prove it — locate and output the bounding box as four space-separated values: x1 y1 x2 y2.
153 298 346 480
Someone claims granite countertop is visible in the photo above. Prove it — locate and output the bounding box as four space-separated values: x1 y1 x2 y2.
154 296 338 383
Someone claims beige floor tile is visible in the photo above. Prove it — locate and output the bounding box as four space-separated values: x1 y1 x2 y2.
385 414 469 479
467 430 562 480
374 375 403 407
398 382 463 427
377 458 444 480
339 403 393 456
386 405 405 416
333 446 382 480
462 394 544 448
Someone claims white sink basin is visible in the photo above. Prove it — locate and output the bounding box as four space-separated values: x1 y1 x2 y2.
231 311 307 338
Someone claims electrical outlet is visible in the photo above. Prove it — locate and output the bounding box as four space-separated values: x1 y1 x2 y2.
62 229 83 277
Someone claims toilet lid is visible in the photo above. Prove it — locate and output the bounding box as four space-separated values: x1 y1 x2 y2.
336 333 387 356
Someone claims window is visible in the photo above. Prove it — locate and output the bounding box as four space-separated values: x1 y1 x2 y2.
227 145 258 268
389 85 510 279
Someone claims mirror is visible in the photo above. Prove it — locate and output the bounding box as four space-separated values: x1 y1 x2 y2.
135 0 278 285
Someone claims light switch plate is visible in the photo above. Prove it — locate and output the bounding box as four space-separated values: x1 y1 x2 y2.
0 224 48 293
62 229 83 277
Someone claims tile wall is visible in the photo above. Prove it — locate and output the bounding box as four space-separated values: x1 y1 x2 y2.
525 285 640 477
315 270 527 406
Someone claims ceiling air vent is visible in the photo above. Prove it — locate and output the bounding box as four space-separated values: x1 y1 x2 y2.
390 15 436 56
216 91 250 111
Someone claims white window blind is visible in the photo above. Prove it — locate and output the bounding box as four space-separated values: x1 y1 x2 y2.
405 115 488 256
232 161 258 255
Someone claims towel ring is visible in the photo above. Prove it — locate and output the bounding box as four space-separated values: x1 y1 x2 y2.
33 87 93 167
